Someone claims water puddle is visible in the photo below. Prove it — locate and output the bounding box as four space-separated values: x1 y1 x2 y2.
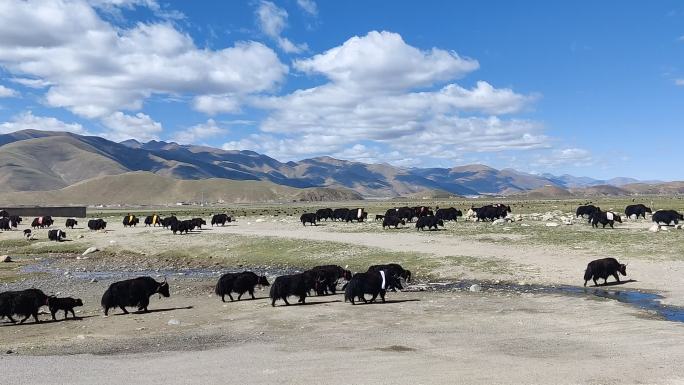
426 280 684 323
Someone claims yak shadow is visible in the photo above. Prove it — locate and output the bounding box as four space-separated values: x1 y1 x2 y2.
352 298 421 305
1 314 97 327
590 279 637 287
273 299 342 307
109 305 194 316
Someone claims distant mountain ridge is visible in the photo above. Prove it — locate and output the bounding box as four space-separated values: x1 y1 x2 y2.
0 129 676 198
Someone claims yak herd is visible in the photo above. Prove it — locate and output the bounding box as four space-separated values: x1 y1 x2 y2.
0 202 681 325
0 263 412 324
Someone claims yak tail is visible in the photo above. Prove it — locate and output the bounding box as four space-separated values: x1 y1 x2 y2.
214 281 221 296
583 267 592 282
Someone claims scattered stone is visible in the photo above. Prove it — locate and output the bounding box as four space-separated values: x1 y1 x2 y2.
82 247 98 256
76 335 85 340
648 224 660 233
492 219 505 225
1 255 12 263
469 284 482 292
109 240 117 245
77 235 84 239
520 223 531 227
90 278 98 283
168 319 181 326
545 222 560 227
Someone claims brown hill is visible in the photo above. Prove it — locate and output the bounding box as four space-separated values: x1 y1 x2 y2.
0 172 362 205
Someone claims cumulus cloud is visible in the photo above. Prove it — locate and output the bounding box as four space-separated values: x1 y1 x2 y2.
0 0 287 118
531 147 593 167
173 119 227 144
675 79 684 86
0 111 85 134
242 31 540 163
0 85 18 97
101 111 162 141
296 0 318 16
256 1 308 54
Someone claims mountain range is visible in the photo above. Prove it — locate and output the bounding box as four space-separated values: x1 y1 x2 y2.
0 129 680 203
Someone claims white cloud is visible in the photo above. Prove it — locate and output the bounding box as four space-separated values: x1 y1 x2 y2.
241 31 539 163
173 119 227 144
0 111 85 134
531 147 593 168
0 0 287 118
101 111 162 141
0 85 18 97
296 0 318 16
675 79 684 86
256 1 308 54
193 94 241 115
293 31 479 90
9 78 51 89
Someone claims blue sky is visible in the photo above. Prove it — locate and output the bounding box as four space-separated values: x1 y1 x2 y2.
0 0 682 180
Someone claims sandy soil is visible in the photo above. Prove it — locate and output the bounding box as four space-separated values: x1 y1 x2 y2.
2 289 684 385
3 215 684 384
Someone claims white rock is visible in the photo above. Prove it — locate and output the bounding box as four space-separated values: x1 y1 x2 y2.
521 223 531 227
77 234 84 239
168 319 181 326
545 222 560 227
109 240 116 245
648 224 660 233
1 255 12 263
469 284 482 292
255 218 265 223
492 219 505 225
76 335 85 340
82 247 98 256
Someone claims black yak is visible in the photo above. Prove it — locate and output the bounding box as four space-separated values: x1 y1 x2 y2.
300 213 317 226
48 296 83 320
122 214 139 227
65 218 78 229
0 218 10 231
144 214 162 227
367 263 412 283
382 216 405 229
211 214 231 226
47 229 67 241
625 204 652 220
375 214 385 221
416 216 444 231
191 218 207 229
345 208 368 222
584 258 627 287
269 272 321 306
590 211 622 228
309 265 352 295
0 289 49 324
344 271 400 305
316 208 334 221
652 210 684 226
215 271 270 302
88 219 107 230
171 219 195 234
435 207 462 221
31 216 53 228
161 216 178 228
576 205 600 218
23 229 31 239
332 208 350 221
101 276 170 315
473 204 510 222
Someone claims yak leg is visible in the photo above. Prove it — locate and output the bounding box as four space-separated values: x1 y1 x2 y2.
593 278 598 286
584 280 588 287
64 310 69 319
271 298 277 307
613 273 621 283
380 290 386 303
32 312 40 323
283 297 290 306
369 292 378 303
249 289 255 300
298 295 306 304
70 309 77 319
119 305 129 314
51 310 57 321
237 292 244 301
220 294 225 303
